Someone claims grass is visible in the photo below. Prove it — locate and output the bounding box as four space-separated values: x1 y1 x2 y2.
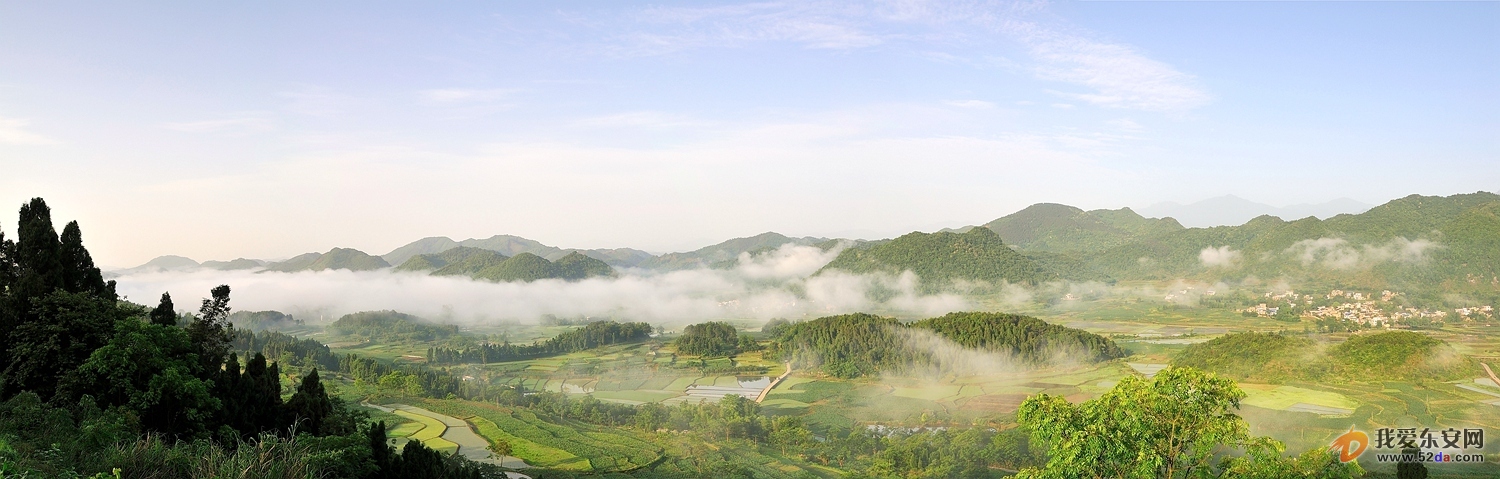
892 385 962 401
1239 384 1360 412
391 409 458 453
664 376 700 392
468 416 591 471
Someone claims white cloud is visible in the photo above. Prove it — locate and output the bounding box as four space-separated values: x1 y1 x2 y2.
573 111 700 128
418 88 517 103
603 2 1209 111
1287 237 1441 270
1199 245 1241 268
944 99 995 109
111 244 966 325
164 116 275 134
0 117 59 145
1009 23 1210 112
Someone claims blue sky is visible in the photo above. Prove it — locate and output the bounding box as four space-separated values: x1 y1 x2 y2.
1 1 1496 266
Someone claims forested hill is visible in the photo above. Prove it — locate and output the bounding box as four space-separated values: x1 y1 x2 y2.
327 310 459 342
817 228 1053 289
771 312 1124 378
398 247 616 282
635 231 829 271
262 247 390 272
978 191 1500 297
381 234 654 268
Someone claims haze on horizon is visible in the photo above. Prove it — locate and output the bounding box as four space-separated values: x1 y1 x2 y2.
1 1 1495 267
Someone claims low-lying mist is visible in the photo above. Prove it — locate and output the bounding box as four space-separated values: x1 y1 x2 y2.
112 244 969 326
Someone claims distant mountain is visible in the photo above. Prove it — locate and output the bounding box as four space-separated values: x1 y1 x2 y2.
118 255 200 274
818 228 1053 289
983 203 1181 254
1138 195 1372 228
382 235 654 268
1003 192 1500 295
201 258 264 270
263 247 389 272
397 246 615 282
636 232 828 271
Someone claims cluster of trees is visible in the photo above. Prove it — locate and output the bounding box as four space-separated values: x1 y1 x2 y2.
0 198 502 478
1016 367 1366 478
329 310 460 342
767 312 1123 378
227 309 305 331
428 320 653 365
232 328 340 371
912 312 1126 364
1174 330 1473 382
673 321 756 357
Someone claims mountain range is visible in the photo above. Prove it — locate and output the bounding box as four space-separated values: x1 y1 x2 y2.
114 192 1500 298
1137 195 1372 228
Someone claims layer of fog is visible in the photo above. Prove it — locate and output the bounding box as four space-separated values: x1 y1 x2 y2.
111 243 967 326
1195 237 1440 270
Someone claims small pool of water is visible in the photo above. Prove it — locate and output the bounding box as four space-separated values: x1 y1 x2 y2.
737 376 771 389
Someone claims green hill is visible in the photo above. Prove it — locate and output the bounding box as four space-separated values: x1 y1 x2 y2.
327 310 458 342
200 258 264 270
399 247 615 282
971 192 1500 298
772 312 1123 378
636 232 827 271
817 228 1053 289
983 203 1181 254
383 235 654 268
1173 331 1473 382
263 247 389 272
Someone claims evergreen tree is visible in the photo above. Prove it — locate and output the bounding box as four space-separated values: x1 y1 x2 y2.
287 368 333 436
243 352 286 434
188 285 234 376
57 221 112 298
366 421 394 479
150 292 177 326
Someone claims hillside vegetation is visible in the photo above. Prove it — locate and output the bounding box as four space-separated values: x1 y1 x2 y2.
398 247 615 282
771 312 1124 378
263 247 390 272
327 310 458 342
1173 330 1473 382
984 192 1500 298
818 228 1054 289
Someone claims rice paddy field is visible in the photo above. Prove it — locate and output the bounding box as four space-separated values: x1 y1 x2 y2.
334 301 1500 476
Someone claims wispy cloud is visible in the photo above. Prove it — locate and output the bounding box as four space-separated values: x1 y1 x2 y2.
0 117 59 145
600 1 1208 112
164 115 276 134
573 111 701 128
1010 23 1210 112
944 99 995 109
418 88 517 103
615 2 882 55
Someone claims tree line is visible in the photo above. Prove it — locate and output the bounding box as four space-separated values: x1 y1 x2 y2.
766 312 1126 378
427 320 653 365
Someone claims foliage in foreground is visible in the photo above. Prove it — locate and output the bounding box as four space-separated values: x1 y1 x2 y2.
1017 367 1364 479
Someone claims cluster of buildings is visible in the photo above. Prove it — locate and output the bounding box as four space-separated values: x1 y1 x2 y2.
1237 288 1494 327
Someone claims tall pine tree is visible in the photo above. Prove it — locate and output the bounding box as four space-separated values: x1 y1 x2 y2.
150 292 177 326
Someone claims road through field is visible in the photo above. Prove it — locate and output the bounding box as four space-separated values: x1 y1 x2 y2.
366 402 533 470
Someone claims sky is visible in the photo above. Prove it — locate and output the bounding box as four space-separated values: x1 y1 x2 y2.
1 1 1496 268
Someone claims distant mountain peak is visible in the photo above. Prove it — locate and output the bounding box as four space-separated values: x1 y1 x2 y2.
1138 195 1373 228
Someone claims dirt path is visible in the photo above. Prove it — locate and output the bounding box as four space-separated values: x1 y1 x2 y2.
366 402 533 470
755 362 793 403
